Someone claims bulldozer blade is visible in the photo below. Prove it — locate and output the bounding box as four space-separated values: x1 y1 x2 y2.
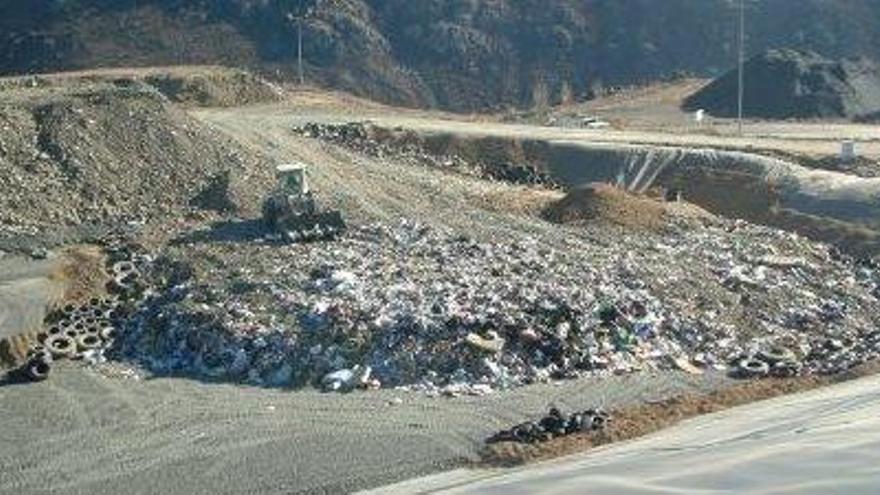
279 211 346 243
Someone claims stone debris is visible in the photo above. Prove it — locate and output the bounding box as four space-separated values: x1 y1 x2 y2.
105 214 880 394
293 122 558 186
0 83 273 234
487 406 611 444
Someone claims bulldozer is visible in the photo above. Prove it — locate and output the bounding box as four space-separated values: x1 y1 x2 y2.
262 162 346 242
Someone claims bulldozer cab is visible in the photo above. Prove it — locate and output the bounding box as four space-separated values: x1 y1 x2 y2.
276 163 309 196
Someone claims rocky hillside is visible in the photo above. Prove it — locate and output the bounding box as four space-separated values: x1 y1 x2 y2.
3 1 880 111
684 49 880 120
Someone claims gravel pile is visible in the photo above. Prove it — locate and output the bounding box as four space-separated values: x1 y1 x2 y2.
293 121 558 186
0 83 273 235
110 216 880 394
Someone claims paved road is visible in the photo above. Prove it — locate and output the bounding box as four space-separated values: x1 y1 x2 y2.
368 373 880 495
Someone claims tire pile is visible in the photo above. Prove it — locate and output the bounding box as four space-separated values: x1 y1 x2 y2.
487 407 611 444
18 247 147 381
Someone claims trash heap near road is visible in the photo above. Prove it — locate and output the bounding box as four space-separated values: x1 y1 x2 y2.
487 407 611 444
111 214 880 394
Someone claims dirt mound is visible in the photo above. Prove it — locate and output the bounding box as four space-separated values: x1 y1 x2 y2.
542 183 671 229
684 49 880 120
0 83 274 233
0 66 285 108
142 68 284 107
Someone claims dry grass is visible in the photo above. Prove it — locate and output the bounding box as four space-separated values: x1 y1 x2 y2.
542 183 669 230
51 245 109 306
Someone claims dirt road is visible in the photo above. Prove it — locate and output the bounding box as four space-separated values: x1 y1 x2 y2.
0 363 727 495
369 372 880 495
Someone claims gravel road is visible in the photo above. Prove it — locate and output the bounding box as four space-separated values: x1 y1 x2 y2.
0 363 728 495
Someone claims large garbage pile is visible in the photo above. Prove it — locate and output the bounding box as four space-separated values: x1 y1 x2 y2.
293 122 558 186
110 215 880 394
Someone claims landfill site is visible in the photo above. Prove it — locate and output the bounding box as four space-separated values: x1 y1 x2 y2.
1 65 880 494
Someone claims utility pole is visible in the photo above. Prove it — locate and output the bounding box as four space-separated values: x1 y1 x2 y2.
737 0 745 136
297 16 304 85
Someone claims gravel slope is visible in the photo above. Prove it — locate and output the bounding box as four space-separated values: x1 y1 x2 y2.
368 372 880 495
0 363 727 495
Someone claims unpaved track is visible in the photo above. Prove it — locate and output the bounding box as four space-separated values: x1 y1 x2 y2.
0 363 727 495
195 100 880 161
0 256 65 342
369 373 880 495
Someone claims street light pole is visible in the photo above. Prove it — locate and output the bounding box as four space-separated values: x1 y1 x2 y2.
737 0 745 135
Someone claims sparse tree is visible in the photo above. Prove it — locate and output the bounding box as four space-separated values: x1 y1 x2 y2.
560 80 574 106
531 73 550 114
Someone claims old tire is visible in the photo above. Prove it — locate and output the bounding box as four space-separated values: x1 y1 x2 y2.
99 325 117 341
25 357 51 382
738 358 770 378
45 335 77 359
76 334 103 352
758 346 795 365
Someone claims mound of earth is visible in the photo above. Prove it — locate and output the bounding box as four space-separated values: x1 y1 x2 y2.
0 81 274 235
542 184 687 230
683 49 880 120
0 66 285 108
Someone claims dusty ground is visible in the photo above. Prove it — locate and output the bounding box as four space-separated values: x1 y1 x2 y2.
0 362 729 495
0 247 107 368
368 370 880 495
1 69 879 494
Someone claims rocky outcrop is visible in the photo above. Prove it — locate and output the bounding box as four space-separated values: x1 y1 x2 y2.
4 1 880 111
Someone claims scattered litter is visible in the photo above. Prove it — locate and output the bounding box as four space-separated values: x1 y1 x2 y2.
487 406 611 444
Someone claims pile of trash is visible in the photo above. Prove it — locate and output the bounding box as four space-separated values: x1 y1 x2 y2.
293 122 557 186
110 217 880 394
487 407 611 444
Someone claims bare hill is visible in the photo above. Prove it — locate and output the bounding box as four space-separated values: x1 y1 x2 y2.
0 73 275 236
684 49 880 120
4 1 880 110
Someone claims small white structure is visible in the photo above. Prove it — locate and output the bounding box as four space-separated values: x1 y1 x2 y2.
694 109 705 124
841 140 857 162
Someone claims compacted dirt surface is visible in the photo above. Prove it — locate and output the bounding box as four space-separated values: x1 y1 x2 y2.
1 70 879 494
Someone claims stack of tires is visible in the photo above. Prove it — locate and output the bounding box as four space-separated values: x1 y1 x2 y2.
20 248 145 382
